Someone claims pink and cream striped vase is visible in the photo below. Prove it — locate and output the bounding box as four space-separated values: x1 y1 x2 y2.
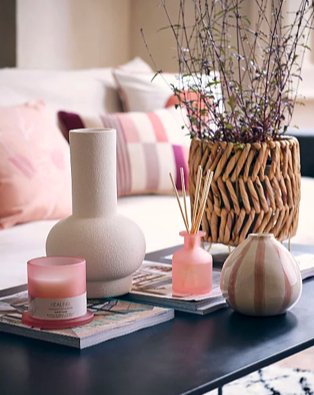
220 233 302 316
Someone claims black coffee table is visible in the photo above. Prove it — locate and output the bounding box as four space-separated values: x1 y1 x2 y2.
1 246 314 395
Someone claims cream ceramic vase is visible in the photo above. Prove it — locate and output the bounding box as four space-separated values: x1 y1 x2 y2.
220 233 302 316
46 128 146 298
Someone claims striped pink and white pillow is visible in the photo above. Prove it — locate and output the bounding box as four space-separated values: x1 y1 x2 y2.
58 107 190 197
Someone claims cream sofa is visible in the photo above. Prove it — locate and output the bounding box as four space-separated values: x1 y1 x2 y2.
0 62 313 290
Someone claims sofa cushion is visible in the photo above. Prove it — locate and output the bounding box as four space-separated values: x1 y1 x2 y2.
117 57 153 73
0 101 71 229
113 69 178 112
0 68 121 116
0 59 154 117
113 69 222 117
58 107 190 196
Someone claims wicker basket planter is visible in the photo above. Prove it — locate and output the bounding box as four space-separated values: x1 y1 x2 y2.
188 137 301 246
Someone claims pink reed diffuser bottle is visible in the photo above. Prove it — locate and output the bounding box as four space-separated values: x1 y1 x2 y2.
170 166 214 297
172 231 213 296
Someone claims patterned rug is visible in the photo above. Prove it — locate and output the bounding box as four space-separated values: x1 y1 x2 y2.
206 365 314 395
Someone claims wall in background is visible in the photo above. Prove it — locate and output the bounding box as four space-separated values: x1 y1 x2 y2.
129 0 314 128
129 0 255 72
130 0 187 72
6 0 314 127
16 0 181 71
17 0 131 69
11 0 253 73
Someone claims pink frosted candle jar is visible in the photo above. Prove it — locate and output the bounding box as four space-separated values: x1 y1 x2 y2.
22 256 93 329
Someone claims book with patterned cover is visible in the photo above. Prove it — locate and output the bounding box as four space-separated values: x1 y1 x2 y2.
0 290 174 349
124 243 314 315
122 260 228 315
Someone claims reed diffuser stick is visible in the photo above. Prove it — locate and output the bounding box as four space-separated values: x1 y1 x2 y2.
170 167 213 236
169 172 189 232
180 167 189 231
192 171 213 234
191 171 210 234
191 166 202 230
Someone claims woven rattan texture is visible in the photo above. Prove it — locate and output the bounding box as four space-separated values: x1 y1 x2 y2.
188 137 301 246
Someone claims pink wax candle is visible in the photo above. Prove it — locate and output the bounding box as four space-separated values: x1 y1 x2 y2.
22 256 93 329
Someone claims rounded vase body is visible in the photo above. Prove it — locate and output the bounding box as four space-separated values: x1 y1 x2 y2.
220 233 302 316
172 231 213 296
46 128 146 298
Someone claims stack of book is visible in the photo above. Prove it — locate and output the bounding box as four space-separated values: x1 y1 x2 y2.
0 290 174 349
122 261 227 315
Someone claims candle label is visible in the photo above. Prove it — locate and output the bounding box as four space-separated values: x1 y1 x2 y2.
28 293 87 320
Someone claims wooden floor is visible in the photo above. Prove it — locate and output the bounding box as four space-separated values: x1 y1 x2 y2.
276 346 314 370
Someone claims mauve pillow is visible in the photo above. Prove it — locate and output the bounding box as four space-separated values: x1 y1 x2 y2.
58 107 190 196
0 101 71 228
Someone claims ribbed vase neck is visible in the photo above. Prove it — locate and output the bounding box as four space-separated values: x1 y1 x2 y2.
69 128 117 217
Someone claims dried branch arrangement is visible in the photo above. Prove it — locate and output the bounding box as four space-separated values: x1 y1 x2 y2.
161 0 314 143
170 166 213 234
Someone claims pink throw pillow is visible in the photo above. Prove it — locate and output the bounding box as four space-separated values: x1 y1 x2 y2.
0 101 71 228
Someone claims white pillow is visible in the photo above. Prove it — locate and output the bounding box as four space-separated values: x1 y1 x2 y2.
117 57 153 73
113 69 222 114
113 69 178 112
